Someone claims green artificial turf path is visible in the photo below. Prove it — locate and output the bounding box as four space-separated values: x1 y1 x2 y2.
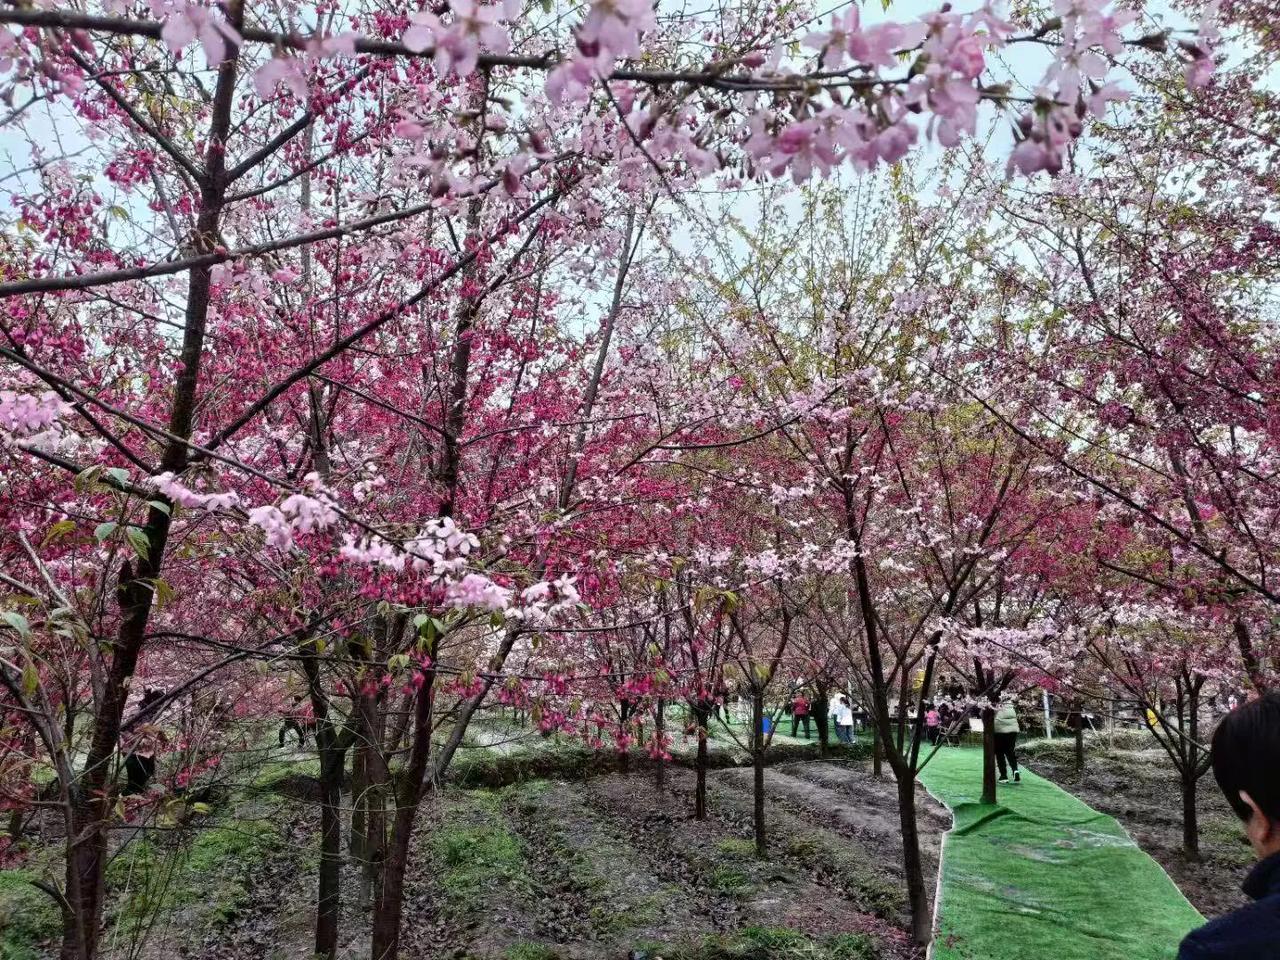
917 747 1203 960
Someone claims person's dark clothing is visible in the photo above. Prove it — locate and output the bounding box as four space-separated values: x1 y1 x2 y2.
812 694 830 746
994 731 1019 779
123 753 156 795
791 714 811 738
280 718 307 747
1179 851 1280 959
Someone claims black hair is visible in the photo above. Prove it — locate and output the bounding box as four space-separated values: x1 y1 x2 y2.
1212 692 1280 823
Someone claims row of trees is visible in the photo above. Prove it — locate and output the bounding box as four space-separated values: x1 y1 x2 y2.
1 0 1276 958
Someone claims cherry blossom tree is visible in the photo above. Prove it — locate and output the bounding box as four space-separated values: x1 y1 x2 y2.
0 0 1231 957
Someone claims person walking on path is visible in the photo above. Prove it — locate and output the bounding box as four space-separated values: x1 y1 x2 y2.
790 691 811 739
833 695 854 744
994 700 1021 783
1178 692 1280 959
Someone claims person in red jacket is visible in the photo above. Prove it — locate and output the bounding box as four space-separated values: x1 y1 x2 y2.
790 691 811 739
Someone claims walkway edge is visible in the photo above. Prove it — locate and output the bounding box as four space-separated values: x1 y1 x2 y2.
918 769 952 960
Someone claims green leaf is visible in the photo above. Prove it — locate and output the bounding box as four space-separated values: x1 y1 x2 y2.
1 611 31 638
125 527 150 560
147 500 172 515
94 521 118 543
75 465 102 494
43 518 77 544
21 663 38 697
105 467 130 487
144 578 175 609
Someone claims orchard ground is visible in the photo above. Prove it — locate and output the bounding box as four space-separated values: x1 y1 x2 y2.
0 721 1252 960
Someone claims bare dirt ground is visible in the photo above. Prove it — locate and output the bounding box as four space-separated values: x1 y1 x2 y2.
6 757 947 960
12 740 1250 960
1027 740 1255 920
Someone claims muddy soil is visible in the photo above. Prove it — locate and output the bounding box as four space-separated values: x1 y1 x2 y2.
586 767 928 959
1028 743 1255 920
8 759 942 960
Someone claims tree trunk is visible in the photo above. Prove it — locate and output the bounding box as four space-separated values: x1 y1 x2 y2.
350 744 367 858
350 740 369 907
654 698 666 792
370 645 437 960
315 734 344 958
353 689 388 913
1074 708 1085 775
694 704 710 821
56 13 244 958
1181 772 1200 858
813 687 830 756
751 690 766 857
895 765 932 944
872 723 884 779
302 641 347 959
1182 679 1203 858
981 707 997 805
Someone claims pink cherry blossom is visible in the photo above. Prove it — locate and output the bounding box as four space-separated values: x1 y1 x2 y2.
254 55 309 101
0 389 67 435
152 0 240 65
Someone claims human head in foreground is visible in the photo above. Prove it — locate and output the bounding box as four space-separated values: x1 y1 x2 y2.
1177 692 1280 960
1212 692 1280 859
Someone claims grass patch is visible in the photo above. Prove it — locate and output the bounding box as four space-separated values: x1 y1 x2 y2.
709 866 754 895
655 927 882 960
715 837 757 858
504 943 561 960
431 790 533 916
106 818 283 931
1202 816 1254 866
245 757 322 796
0 870 62 960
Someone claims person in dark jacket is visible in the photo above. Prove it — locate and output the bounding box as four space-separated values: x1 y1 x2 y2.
1178 692 1280 959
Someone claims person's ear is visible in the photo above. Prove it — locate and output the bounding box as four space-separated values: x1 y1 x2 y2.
1240 791 1279 851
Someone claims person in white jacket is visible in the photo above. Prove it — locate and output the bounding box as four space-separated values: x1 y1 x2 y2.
994 701 1021 783
832 695 855 744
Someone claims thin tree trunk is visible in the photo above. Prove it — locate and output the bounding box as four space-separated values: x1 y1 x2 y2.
694 704 710 820
872 723 884 778
1182 680 1203 858
895 768 932 944
370 637 437 960
981 707 997 805
58 11 244 955
350 743 368 907
814 685 830 756
654 698 666 792
353 687 388 913
1182 772 1200 858
751 690 766 856
315 737 344 957
302 642 346 960
1074 704 1085 775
